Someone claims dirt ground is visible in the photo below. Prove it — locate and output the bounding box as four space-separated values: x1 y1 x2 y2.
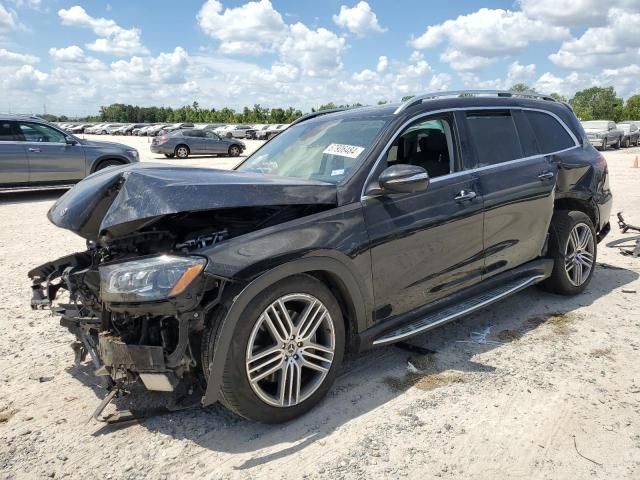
1 138 639 480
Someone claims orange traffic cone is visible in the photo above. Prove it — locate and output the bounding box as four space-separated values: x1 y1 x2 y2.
634 156 639 168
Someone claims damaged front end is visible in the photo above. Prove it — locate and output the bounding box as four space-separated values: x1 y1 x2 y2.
28 163 337 419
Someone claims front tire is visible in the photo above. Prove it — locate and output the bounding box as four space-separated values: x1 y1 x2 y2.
614 137 621 149
540 210 597 296
623 137 630 148
205 275 345 423
95 159 124 171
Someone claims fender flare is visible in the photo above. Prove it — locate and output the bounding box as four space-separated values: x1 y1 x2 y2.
90 155 130 173
201 255 368 406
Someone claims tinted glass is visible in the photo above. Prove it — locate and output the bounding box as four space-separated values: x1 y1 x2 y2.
525 111 575 154
17 122 66 143
512 110 538 157
0 121 16 140
466 111 523 166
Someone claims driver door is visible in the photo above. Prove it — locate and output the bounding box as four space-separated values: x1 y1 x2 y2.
203 131 227 154
16 121 85 183
362 113 485 320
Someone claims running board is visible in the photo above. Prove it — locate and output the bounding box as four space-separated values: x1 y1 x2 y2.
372 274 546 346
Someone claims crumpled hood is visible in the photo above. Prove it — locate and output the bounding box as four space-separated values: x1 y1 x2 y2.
47 163 337 240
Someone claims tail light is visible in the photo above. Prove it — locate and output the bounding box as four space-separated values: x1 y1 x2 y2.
596 153 607 169
158 136 169 144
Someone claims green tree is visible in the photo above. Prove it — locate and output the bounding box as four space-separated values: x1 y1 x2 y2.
549 92 567 102
569 86 623 121
510 84 536 93
624 95 640 120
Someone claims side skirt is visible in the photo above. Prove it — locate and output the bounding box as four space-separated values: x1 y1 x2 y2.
358 258 553 350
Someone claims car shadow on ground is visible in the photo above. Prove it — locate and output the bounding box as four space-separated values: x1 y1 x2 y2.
67 261 638 469
0 189 68 205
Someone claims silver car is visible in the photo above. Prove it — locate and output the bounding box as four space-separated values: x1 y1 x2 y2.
150 128 245 159
581 120 624 150
619 122 640 147
0 115 139 189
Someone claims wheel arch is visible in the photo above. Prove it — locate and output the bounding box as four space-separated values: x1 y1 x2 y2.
90 155 128 173
201 255 367 406
554 196 598 230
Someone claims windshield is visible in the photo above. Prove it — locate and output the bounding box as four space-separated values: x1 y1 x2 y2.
236 114 391 184
581 121 609 129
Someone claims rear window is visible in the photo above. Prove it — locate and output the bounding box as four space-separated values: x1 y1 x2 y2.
525 111 575 154
465 111 523 166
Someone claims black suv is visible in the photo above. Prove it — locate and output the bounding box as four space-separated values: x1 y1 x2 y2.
29 91 612 423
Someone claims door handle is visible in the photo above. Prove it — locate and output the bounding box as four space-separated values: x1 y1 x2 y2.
28 147 41 153
538 171 554 181
454 190 477 202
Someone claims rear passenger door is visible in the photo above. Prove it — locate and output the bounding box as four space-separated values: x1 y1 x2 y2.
0 121 28 185
466 109 572 278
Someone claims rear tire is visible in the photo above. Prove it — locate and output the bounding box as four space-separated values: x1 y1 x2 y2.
175 145 189 159
540 210 597 296
204 274 345 423
623 137 630 148
614 137 621 149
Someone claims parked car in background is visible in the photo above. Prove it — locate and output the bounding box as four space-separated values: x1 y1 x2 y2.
619 122 639 147
245 125 269 139
150 128 245 159
147 124 171 137
255 123 289 140
105 124 126 135
196 123 225 131
0 114 139 189
84 123 105 134
29 91 612 423
68 124 93 134
133 125 155 136
159 123 195 135
214 125 235 137
227 124 253 138
581 120 623 150
117 123 146 136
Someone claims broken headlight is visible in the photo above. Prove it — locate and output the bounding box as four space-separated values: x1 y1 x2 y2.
100 255 206 303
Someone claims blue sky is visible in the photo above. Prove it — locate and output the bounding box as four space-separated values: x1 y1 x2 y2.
1 0 638 116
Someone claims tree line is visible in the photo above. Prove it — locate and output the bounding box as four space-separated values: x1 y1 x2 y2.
40 86 640 124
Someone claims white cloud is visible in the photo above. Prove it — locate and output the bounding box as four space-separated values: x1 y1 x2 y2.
333 1 385 37
149 47 190 84
0 3 18 31
0 48 38 64
197 0 287 54
376 55 388 72
49 45 85 62
10 0 43 10
411 8 568 71
519 0 640 27
3 64 49 90
352 68 377 82
429 73 451 91
58 5 148 56
506 61 536 86
549 9 640 69
280 23 345 76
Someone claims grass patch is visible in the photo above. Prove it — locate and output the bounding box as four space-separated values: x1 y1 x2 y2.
497 329 521 342
527 312 582 335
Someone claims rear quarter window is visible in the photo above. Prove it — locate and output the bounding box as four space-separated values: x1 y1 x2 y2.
525 111 576 154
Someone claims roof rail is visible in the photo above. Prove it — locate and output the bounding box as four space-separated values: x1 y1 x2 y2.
394 90 558 114
291 106 356 126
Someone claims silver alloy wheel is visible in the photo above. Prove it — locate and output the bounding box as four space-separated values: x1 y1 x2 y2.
245 293 335 408
564 222 595 287
177 147 188 158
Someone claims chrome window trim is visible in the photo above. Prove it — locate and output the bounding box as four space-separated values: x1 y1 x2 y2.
360 106 580 200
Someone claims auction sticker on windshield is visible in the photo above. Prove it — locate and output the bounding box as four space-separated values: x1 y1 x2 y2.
323 143 365 159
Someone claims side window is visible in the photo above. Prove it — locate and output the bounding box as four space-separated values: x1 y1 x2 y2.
385 115 457 179
204 131 219 139
525 111 575 154
465 111 523 166
0 121 17 141
17 122 66 143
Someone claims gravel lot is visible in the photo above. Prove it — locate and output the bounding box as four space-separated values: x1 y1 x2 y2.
1 138 640 479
